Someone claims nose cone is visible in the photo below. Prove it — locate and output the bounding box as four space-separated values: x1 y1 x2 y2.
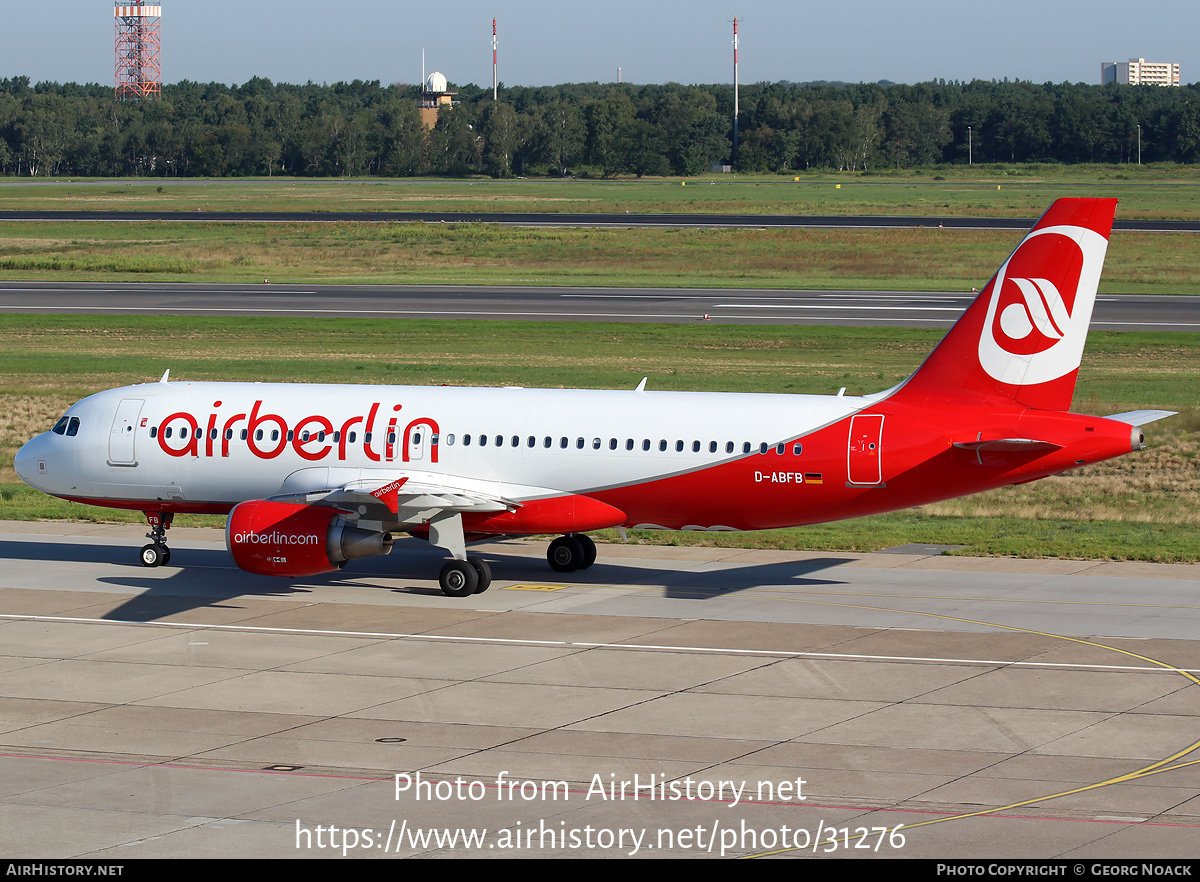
14 434 50 492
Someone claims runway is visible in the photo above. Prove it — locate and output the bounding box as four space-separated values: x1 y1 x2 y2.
2 521 1198 858
2 208 1198 233
1 281 1198 331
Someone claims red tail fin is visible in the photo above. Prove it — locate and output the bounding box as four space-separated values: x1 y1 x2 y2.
893 198 1116 411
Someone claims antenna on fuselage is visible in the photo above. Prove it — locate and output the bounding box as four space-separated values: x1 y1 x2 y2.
159 369 170 384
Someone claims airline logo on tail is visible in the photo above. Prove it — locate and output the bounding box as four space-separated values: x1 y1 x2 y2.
978 224 1109 386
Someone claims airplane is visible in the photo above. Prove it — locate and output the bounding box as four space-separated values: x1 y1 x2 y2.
13 198 1174 597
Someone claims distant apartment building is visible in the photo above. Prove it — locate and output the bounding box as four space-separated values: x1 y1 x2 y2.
1101 58 1181 86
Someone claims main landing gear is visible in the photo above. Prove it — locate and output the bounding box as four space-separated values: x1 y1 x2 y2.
547 533 597 573
140 511 173 567
438 556 492 598
427 512 598 597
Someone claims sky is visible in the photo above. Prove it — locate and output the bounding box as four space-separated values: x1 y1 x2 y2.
3 0 1197 89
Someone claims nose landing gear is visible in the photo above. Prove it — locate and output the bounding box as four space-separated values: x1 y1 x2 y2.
140 511 173 567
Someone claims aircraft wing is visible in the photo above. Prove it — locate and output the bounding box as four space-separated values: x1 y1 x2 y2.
270 474 516 525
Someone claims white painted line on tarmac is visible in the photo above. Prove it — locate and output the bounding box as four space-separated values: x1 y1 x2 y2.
2 612 1196 675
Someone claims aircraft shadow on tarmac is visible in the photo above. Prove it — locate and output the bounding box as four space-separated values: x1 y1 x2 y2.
0 537 854 623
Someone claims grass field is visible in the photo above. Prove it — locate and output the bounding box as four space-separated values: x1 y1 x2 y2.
1 221 1198 294
2 317 1197 561
2 170 1197 561
3 163 1200 218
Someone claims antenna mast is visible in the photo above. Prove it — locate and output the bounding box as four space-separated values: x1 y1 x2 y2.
732 17 739 164
492 18 498 101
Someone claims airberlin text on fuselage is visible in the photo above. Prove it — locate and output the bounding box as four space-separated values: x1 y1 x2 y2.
154 399 440 464
232 530 320 545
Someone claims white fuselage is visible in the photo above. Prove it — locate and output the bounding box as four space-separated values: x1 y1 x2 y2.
15 380 870 526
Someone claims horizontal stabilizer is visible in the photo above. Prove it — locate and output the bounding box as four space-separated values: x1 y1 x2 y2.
953 438 1063 466
953 438 1063 452
1105 410 1177 427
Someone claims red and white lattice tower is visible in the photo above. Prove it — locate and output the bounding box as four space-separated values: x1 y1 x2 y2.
732 18 739 161
114 4 162 100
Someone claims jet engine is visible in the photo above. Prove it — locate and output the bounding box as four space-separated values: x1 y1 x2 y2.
226 499 392 577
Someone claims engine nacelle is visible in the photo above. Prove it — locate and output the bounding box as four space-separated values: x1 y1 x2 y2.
226 500 393 577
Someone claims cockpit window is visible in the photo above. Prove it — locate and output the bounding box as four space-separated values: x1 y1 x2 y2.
51 416 80 436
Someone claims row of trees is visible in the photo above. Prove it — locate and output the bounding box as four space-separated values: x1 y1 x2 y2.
1 75 1198 178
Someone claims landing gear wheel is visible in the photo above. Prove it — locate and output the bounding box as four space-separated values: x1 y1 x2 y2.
576 534 597 570
547 535 584 573
142 512 172 569
140 544 165 568
468 557 492 593
439 560 479 598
